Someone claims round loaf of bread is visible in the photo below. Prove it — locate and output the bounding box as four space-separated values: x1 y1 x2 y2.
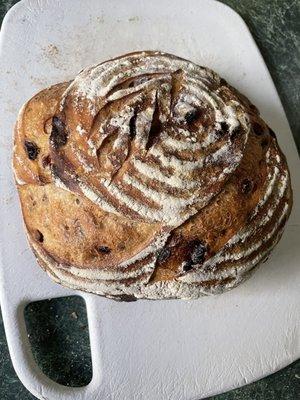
13 51 292 300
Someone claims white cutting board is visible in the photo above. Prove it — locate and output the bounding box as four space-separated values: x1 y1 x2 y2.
0 1 299 399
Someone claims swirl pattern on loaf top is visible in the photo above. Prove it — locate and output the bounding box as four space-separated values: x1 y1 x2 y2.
52 52 250 227
13 51 292 300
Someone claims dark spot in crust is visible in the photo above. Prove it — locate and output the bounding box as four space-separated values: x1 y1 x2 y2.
75 198 80 204
50 116 68 148
24 140 39 160
241 178 253 194
185 109 201 125
129 110 137 139
97 246 111 254
146 95 162 150
252 122 263 136
230 126 242 140
183 262 194 272
183 239 207 272
34 229 44 243
42 154 51 168
190 240 207 264
269 128 276 138
116 294 137 302
220 78 227 86
261 138 269 148
220 121 229 133
216 121 229 136
168 233 183 247
117 242 126 250
157 247 171 263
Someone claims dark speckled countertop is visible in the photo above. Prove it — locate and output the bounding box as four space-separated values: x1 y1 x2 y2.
0 0 299 399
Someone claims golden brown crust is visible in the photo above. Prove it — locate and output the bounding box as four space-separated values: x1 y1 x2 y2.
13 83 70 185
13 51 293 300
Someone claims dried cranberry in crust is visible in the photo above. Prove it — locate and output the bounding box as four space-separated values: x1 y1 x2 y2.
33 229 44 243
185 109 200 124
241 179 253 194
216 121 229 136
190 240 207 264
97 246 111 254
50 116 68 148
220 121 229 133
129 111 137 139
42 154 51 168
157 247 171 263
24 140 39 160
182 262 194 272
183 240 207 272
252 122 263 136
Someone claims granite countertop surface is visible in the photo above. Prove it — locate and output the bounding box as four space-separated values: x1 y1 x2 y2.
0 0 299 399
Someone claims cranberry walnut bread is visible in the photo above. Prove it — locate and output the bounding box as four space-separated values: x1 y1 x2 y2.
13 51 292 300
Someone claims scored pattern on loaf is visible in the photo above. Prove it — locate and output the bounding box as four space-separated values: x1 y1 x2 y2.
52 52 250 227
13 51 292 300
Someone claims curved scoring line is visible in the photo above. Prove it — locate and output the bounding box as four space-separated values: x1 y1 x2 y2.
149 140 242 176
29 227 169 282
149 146 205 171
162 129 219 151
107 74 170 102
77 180 122 216
62 257 156 281
179 216 287 285
73 53 218 101
132 157 200 189
59 232 170 281
123 173 195 208
181 82 222 110
204 200 289 271
196 165 288 271
177 149 289 277
100 178 191 225
231 170 289 245
30 213 283 299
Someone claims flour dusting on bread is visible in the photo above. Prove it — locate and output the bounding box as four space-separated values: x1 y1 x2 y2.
13 51 292 300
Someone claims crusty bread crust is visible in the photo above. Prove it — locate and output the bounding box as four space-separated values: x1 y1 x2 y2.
13 51 292 300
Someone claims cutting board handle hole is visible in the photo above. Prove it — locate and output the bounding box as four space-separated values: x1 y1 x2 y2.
24 295 93 387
